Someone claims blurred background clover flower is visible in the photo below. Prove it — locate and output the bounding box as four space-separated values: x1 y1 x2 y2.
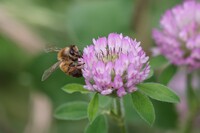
152 1 200 70
81 33 150 97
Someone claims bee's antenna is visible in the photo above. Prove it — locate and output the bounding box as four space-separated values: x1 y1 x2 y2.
44 45 61 53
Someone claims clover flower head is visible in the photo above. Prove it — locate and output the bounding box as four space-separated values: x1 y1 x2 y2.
81 33 150 97
152 1 200 70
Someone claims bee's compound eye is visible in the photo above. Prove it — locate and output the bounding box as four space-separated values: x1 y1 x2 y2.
70 49 75 55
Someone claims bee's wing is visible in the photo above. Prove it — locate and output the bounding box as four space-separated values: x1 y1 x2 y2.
41 61 61 81
44 46 62 53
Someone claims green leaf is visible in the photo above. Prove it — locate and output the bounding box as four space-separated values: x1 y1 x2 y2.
62 83 90 94
88 93 99 122
137 83 180 103
149 55 168 69
85 115 107 133
55 101 88 120
99 95 112 108
131 91 155 126
158 64 177 85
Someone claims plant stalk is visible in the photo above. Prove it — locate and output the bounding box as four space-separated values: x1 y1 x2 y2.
113 98 127 133
182 73 199 133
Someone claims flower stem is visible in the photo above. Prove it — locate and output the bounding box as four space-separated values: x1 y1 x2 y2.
182 73 199 133
112 98 127 133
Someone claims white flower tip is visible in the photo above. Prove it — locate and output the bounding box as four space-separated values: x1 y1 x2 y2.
93 39 96 44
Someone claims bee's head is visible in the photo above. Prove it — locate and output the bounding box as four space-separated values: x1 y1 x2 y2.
62 45 81 60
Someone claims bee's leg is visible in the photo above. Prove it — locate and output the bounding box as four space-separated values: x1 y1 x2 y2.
69 62 82 67
77 61 85 65
73 63 84 69
69 60 81 67
76 60 85 67
68 62 84 70
69 62 75 67
78 63 85 66
76 64 84 69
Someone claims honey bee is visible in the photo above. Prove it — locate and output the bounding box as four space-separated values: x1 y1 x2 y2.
41 45 83 81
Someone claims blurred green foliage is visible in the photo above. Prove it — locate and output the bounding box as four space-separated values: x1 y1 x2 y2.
1 0 193 133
